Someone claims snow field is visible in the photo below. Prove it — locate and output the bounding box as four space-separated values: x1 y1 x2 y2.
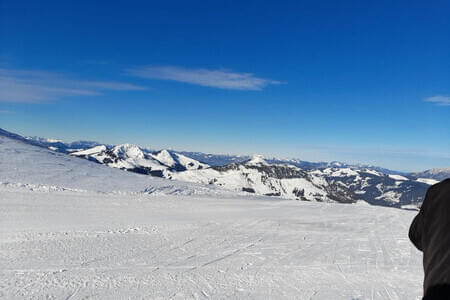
0 186 423 299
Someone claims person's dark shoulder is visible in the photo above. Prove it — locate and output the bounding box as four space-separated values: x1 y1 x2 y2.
421 179 450 211
429 178 450 193
425 179 450 208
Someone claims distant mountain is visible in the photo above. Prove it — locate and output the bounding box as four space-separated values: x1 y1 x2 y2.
411 168 450 181
23 135 103 153
0 127 442 209
177 152 406 175
177 151 249 166
265 158 406 175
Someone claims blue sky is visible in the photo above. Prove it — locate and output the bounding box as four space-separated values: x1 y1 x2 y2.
0 0 449 172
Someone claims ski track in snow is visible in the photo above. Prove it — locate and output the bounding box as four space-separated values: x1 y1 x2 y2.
0 136 424 299
0 188 423 299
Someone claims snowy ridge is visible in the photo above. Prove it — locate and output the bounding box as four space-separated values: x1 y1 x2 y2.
412 167 450 181
112 144 145 159
71 144 209 177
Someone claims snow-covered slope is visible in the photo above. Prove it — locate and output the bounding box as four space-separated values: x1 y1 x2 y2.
0 135 225 196
0 133 424 299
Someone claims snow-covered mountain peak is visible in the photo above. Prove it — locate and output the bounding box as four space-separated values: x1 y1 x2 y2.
111 144 144 159
246 154 269 166
151 149 210 171
151 149 177 167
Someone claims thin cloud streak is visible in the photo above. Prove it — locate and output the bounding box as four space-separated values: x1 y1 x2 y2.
0 68 146 103
424 95 450 106
128 66 283 90
81 81 148 91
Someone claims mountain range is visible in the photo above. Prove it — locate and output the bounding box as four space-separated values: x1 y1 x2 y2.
1 127 448 209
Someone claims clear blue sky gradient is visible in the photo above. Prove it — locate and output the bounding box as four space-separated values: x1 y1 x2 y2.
0 0 449 172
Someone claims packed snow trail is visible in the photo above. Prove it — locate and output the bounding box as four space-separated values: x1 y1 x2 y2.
0 135 424 299
0 187 423 299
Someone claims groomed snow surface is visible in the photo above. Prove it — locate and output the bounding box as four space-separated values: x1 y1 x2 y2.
0 136 424 299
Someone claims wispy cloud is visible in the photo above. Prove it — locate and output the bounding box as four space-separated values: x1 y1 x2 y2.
0 110 11 114
127 66 283 90
0 68 147 103
424 95 450 106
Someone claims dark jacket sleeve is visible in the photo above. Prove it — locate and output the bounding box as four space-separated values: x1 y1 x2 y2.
409 211 424 251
